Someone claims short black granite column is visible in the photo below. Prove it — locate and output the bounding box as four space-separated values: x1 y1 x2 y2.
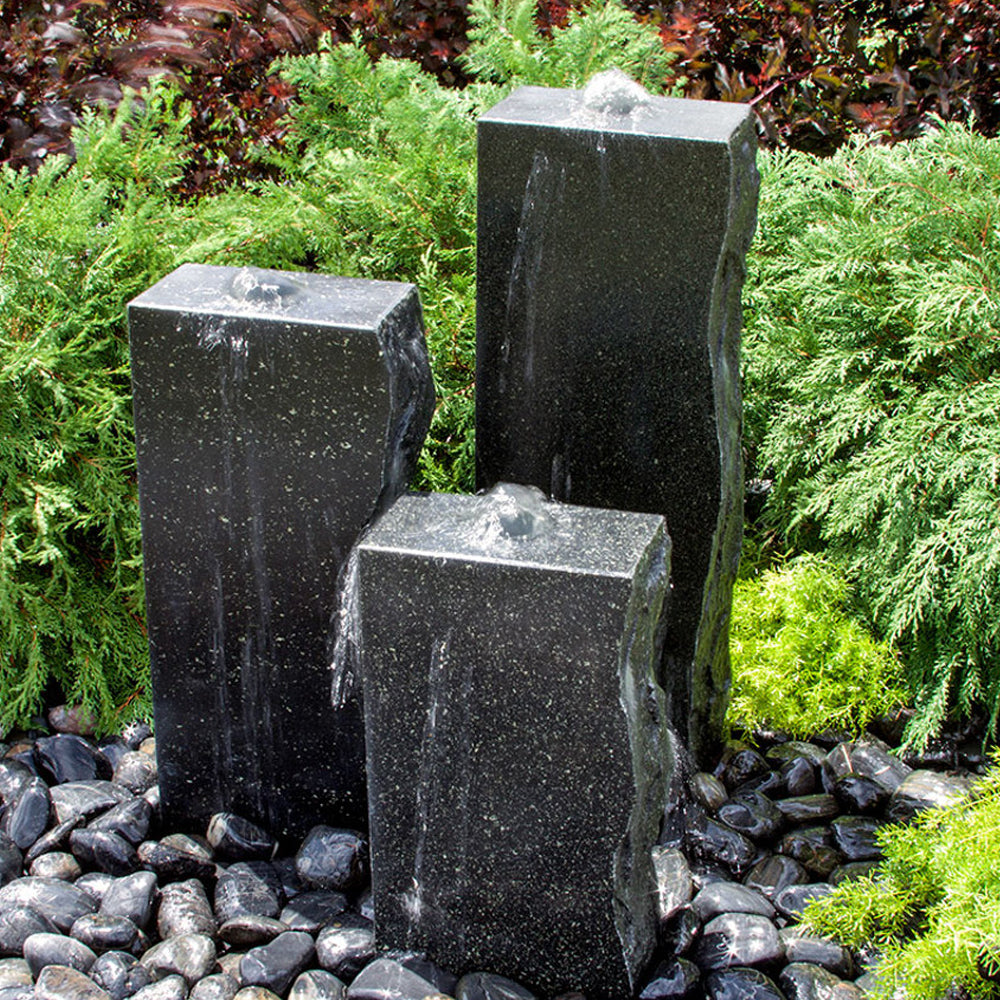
129 264 434 838
358 484 675 999
475 75 759 764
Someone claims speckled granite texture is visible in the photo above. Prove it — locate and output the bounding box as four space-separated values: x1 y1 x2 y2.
475 85 759 765
357 486 676 999
128 264 434 840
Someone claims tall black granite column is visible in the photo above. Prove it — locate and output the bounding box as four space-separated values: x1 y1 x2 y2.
129 264 434 838
475 74 759 764
358 484 675 999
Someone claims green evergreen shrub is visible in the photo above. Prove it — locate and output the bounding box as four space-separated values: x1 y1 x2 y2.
744 124 1000 746
728 555 906 738
803 762 1000 998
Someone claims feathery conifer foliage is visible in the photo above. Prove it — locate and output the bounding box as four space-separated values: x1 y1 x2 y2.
803 762 1000 997
744 125 1000 747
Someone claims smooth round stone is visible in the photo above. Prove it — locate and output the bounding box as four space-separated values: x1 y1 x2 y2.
158 881 218 940
130 975 188 1000
456 972 537 1000
215 955 244 983
744 854 808 899
652 846 693 924
689 773 727 813
723 749 770 791
778 930 854 978
138 842 216 885
774 883 833 920
89 952 152 1000
886 770 972 823
189 975 239 1000
140 933 217 987
78 874 119 903
122 725 153 753
767 742 826 768
662 907 701 956
96 742 131 774
89 801 152 847
695 913 784 970
830 817 883 862
779 962 853 1000
35 736 108 785
315 924 375 980
718 792 783 841
821 741 910 796
732 770 786 800
24 932 98 975
162 837 212 861
51 783 133 826
288 970 346 1000
30 851 81 881
270 860 303 904
685 808 757 878
5 778 52 849
0 761 35 802
101 872 159 931
295 829 367 893
384 955 455 998
344 957 439 1000
71 914 141 954
832 775 887 816
232 989 281 1000
219 917 287 948
34 965 112 1000
279 891 349 934
137 739 156 757
25 819 80 867
829 861 878 886
0 984 34 1000
775 795 838 825
112 756 158 797
781 758 817 798
704 968 786 1000
206 816 275 864
0 958 32 989
0 876 98 932
0 834 23 886
0 906 57 957
70 831 141 877
48 706 98 738
239 932 314 997
637 958 700 999
215 865 281 924
778 827 841 878
693 881 776 921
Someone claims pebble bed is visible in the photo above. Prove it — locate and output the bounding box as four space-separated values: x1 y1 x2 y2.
0 710 986 1000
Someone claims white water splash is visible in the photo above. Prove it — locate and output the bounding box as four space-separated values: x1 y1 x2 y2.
582 69 651 116
330 548 361 709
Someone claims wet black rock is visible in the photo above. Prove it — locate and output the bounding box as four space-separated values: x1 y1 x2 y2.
100 872 158 931
51 783 132 826
703 968 786 1000
0 835 23 886
777 828 841 879
157 880 218 940
821 741 910 796
345 957 439 1000
30 851 82 881
314 925 375 981
70 831 140 877
215 864 282 924
35 737 110 786
780 759 817 798
279 892 349 935
70 915 141 955
0 877 98 932
779 962 858 1000
131 974 187 1000
89 951 152 1000
34 964 112 1000
775 796 838 826
662 907 701 957
78 874 117 903
89 801 152 847
140 933 217 986
773 884 833 921
111 756 157 797
722 749 770 791
689 774 727 813
886 770 972 823
5 778 52 849
778 931 853 979
692 882 775 921
24 818 80 867
241 933 315 997
136 840 215 884
294 830 367 894
718 792 783 841
829 818 883 862
744 856 808 900
288 970 345 1000
829 861 877 887
685 807 757 878
219 916 288 949
456 972 537 1000
0 908 59 957
638 958 701 999
207 816 276 864
23 934 97 976
190 974 239 1000
695 913 783 970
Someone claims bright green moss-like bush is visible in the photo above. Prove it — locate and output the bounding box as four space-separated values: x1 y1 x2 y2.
728 555 906 738
744 125 1000 747
803 762 1000 998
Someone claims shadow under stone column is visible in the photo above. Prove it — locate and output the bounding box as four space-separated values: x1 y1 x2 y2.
475 76 759 764
358 484 676 999
129 264 434 839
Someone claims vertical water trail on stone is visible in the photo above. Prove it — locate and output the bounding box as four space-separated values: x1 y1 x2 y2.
330 547 361 709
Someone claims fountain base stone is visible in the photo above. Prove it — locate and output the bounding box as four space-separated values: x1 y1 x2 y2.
356 486 676 999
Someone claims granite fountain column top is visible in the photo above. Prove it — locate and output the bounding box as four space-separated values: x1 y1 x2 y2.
357 484 677 998
129 263 434 839
475 76 759 764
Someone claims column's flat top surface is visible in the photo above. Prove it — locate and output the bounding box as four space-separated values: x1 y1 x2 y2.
129 262 414 329
361 486 666 578
479 84 751 142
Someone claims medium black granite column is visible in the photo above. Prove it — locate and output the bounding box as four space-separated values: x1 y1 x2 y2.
129 264 434 839
476 75 759 764
358 484 675 999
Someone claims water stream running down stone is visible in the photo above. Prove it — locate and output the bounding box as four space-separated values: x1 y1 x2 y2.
355 485 676 999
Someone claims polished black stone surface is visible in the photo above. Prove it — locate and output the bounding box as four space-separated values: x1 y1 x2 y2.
475 82 759 764
357 486 675 999
129 264 434 839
